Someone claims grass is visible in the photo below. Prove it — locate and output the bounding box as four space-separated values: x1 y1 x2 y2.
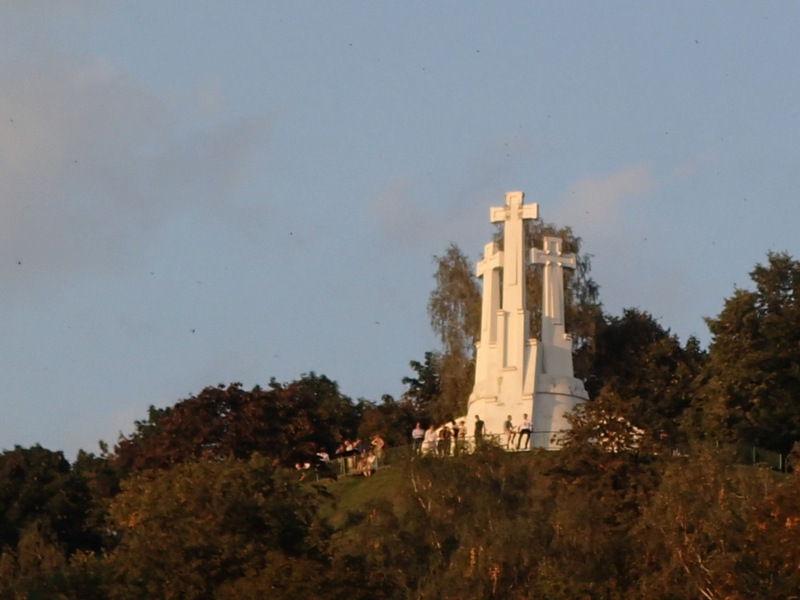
318 462 409 530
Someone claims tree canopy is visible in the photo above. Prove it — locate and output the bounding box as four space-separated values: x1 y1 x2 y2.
695 251 800 454
112 373 361 474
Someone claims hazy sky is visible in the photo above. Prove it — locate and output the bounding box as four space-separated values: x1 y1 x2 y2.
2 3 799 458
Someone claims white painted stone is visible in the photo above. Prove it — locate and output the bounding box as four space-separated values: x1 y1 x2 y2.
530 236 588 448
466 192 587 450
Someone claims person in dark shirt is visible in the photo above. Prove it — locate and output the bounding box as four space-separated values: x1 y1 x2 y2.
474 415 484 449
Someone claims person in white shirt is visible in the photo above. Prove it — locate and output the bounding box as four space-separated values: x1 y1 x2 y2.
411 422 425 455
517 413 532 450
423 424 438 455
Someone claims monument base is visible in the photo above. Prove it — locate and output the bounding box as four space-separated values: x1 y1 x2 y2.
531 375 588 449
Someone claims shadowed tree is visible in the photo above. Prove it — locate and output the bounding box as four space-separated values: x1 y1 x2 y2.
580 308 706 448
106 455 332 599
694 251 800 454
112 373 361 474
0 445 94 554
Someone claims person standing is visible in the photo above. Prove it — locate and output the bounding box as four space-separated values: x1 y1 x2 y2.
371 434 386 466
504 415 516 449
474 415 484 449
423 424 438 455
411 422 425 455
517 413 532 450
439 425 452 456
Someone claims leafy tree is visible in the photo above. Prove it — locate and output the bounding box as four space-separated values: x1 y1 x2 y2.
581 308 707 447
357 394 417 448
0 445 94 555
71 449 121 552
331 447 660 599
399 350 446 427
632 446 792 600
695 251 800 454
112 373 362 473
0 446 110 598
330 449 553 599
428 244 482 361
427 244 481 420
0 522 110 600
106 455 332 599
737 456 800 596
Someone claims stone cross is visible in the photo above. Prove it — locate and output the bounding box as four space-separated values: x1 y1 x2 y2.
490 192 538 313
476 241 503 345
467 192 587 449
532 236 576 333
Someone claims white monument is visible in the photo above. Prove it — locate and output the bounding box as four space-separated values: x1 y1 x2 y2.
465 191 587 449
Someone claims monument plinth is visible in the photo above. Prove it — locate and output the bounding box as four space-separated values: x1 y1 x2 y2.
466 191 587 449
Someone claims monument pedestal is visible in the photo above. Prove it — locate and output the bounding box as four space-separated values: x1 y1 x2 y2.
531 375 588 449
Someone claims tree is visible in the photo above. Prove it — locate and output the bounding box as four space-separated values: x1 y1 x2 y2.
428 244 482 361
427 244 481 420
112 374 362 474
357 394 417 448
330 445 660 599
106 455 332 599
0 445 94 555
400 351 443 424
696 251 800 454
631 445 800 600
580 308 707 447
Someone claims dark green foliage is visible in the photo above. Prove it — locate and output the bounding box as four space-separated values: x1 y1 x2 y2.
401 350 468 426
357 394 417 448
106 455 332 599
329 447 662 600
112 373 361 473
0 446 111 599
583 308 707 447
697 251 800 454
401 351 442 419
0 445 95 554
633 445 800 599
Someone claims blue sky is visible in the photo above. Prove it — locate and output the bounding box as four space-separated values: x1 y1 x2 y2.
2 3 799 458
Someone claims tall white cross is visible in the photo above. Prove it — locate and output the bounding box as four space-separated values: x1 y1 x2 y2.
490 192 538 314
476 242 503 345
532 236 576 334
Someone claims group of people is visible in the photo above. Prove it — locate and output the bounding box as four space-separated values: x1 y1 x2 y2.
502 413 533 450
411 420 469 456
410 412 534 454
334 434 386 476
